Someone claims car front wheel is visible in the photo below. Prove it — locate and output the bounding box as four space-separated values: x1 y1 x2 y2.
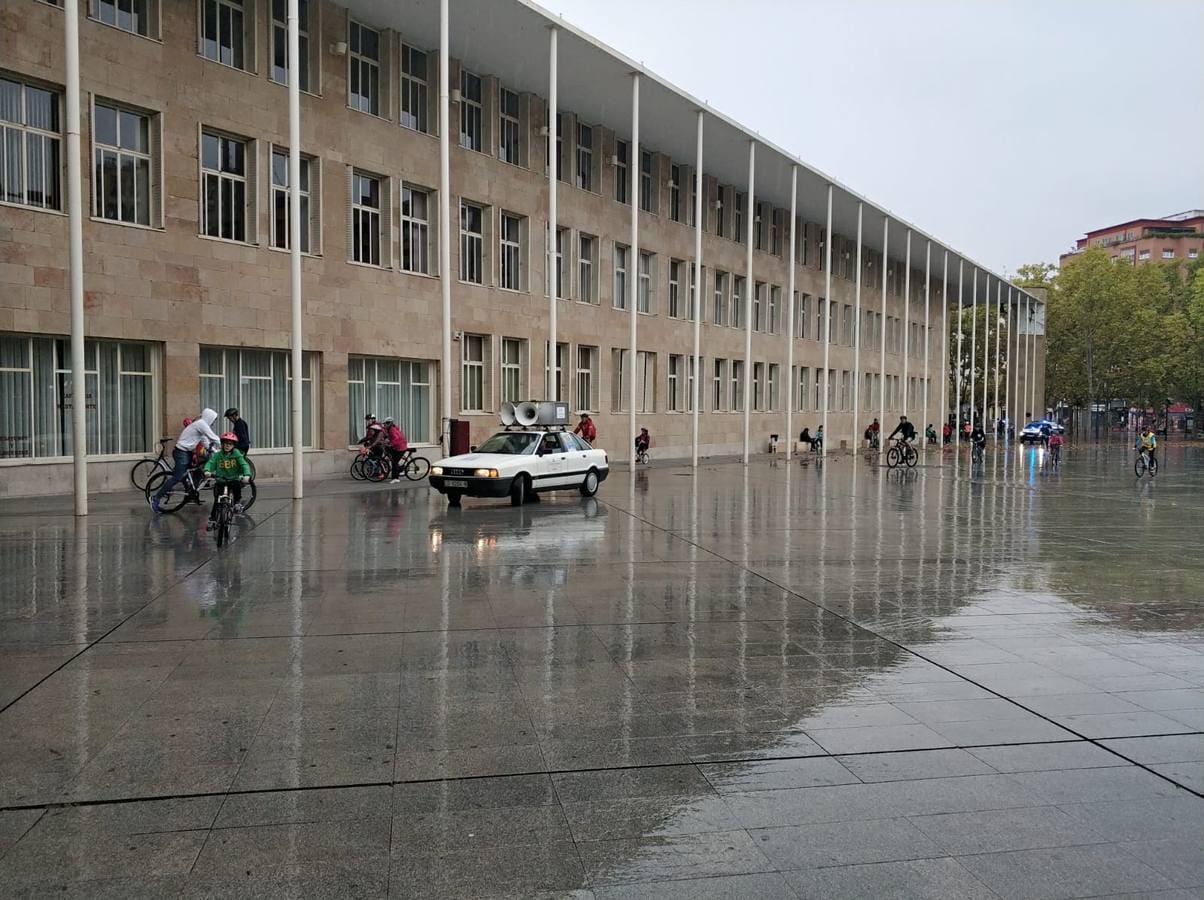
509 475 528 506
580 469 599 497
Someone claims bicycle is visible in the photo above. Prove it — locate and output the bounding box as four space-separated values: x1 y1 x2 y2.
130 437 173 490
1048 444 1061 468
210 481 238 547
886 438 918 469
971 441 984 464
636 446 650 465
1134 449 1158 478
394 451 431 481
145 465 257 512
350 448 391 482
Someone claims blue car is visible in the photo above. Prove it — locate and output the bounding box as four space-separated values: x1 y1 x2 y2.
1020 419 1064 443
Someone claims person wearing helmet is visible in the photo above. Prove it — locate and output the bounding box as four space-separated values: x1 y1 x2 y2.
202 431 252 528
224 407 251 455
382 416 410 482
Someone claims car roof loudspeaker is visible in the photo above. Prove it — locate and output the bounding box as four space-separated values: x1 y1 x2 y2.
515 401 539 427
500 401 517 427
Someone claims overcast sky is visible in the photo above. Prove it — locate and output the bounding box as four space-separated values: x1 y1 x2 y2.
539 0 1204 274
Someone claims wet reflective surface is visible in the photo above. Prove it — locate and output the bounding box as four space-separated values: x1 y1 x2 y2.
1 443 1202 898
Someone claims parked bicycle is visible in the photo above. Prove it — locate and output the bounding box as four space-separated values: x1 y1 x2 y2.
350 447 391 482
886 438 918 469
145 463 257 512
1134 449 1158 478
130 437 174 491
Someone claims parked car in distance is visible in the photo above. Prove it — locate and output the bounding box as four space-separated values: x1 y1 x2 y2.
1020 419 1065 443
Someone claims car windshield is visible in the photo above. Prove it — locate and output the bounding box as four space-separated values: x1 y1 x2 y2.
474 432 540 455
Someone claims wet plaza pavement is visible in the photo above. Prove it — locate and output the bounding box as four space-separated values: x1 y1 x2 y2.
1 442 1202 898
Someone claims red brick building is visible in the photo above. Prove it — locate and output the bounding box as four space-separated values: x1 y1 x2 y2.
1061 210 1204 266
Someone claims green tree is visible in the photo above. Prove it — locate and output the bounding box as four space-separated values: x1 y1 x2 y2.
1014 262 1057 288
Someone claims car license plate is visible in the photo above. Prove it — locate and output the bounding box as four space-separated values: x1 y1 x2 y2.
445 479 468 488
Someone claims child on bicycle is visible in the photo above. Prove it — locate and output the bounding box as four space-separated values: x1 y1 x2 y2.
1136 427 1156 468
203 431 252 528
1048 429 1064 460
635 427 651 460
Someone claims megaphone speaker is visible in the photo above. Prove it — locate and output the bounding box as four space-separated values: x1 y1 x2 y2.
515 401 539 427
500 401 517 426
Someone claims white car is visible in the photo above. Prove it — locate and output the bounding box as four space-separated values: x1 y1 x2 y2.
429 429 610 507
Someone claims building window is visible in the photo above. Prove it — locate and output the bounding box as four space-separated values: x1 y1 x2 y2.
752 362 764 411
640 150 654 212
576 123 592 191
769 286 781 335
460 70 482 152
200 130 250 242
753 282 765 332
500 337 525 404
715 186 725 237
546 225 567 299
459 200 483 284
1189 249 1199 259
1162 248 1175 259
92 0 154 37
93 101 153 226
270 0 310 91
668 354 684 412
734 192 744 243
350 170 382 265
668 259 682 319
841 370 851 411
712 358 726 411
0 335 155 459
614 139 629 204
461 334 487 412
578 233 597 303
732 276 745 329
401 185 430 274
201 346 316 449
755 203 767 251
270 148 315 253
500 212 523 290
347 356 431 444
637 351 655 413
669 164 681 223
796 366 810 411
0 76 61 211
400 44 428 133
200 0 249 70
613 243 628 310
731 360 744 411
843 304 853 345
576 345 597 412
544 341 567 401
638 251 653 313
713 270 727 326
689 265 701 322
499 88 521 164
689 172 699 228
771 212 781 256
611 348 627 411
348 21 380 116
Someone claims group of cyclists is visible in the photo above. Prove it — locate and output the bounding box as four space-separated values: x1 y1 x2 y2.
150 407 252 527
358 414 417 482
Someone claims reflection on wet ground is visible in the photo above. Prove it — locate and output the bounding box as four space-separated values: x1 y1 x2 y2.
1 442 1202 898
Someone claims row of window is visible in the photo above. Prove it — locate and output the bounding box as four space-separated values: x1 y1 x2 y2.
1115 247 1200 262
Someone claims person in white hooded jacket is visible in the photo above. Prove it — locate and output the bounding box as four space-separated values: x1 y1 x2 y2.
152 408 221 512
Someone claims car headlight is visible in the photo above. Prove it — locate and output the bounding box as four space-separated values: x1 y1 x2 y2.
474 468 499 478
431 466 443 476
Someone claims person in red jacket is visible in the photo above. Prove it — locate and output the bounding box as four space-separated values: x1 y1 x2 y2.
384 417 411 482
573 412 597 443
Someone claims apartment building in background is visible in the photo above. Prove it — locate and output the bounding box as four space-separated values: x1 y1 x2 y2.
0 0 1042 496
1060 211 1204 266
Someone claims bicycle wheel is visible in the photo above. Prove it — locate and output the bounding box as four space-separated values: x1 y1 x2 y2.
130 458 161 491
905 445 918 468
145 471 189 512
350 457 367 481
1134 456 1146 477
366 457 390 482
240 480 257 511
245 458 257 481
215 505 230 547
886 447 900 468
404 455 430 480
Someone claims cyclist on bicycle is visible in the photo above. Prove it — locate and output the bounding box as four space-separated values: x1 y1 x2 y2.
865 418 880 449
888 416 916 447
203 431 252 528
635 427 651 460
1048 429 1064 461
224 407 250 455
384 417 411 483
925 424 937 445
970 423 986 458
1136 427 1157 468
152 408 221 513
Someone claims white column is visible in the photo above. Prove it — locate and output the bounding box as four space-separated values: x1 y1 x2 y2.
1003 286 1012 436
741 142 755 464
64 0 87 515
993 279 1002 434
288 0 303 498
690 110 704 467
1022 295 1031 421
922 240 931 441
820 183 832 453
901 229 911 422
981 276 990 432
851 201 863 448
547 26 558 397
878 219 888 434
955 261 964 433
940 250 949 450
784 165 798 461
1029 301 1039 418
438 0 452 451
969 267 978 431
627 73 639 464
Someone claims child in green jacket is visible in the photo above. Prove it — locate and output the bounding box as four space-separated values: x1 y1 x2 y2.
203 431 252 527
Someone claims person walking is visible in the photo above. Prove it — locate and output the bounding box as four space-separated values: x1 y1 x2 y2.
152 408 221 513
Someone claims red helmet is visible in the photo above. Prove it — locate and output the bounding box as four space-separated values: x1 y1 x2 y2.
220 431 238 443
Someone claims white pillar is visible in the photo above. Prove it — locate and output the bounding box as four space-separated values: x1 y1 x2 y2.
288 0 303 498
784 165 798 461
993 279 1002 434
851 201 863 448
1022 295 1031 421
741 142 755 464
969 267 978 431
955 261 964 433
64 0 87 515
627 73 639 464
547 26 558 397
690 110 704 467
922 240 931 441
981 276 990 433
901 229 911 422
1030 301 1039 418
940 250 949 449
878 219 888 434
1003 286 1012 436
438 0 452 452
820 183 832 453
